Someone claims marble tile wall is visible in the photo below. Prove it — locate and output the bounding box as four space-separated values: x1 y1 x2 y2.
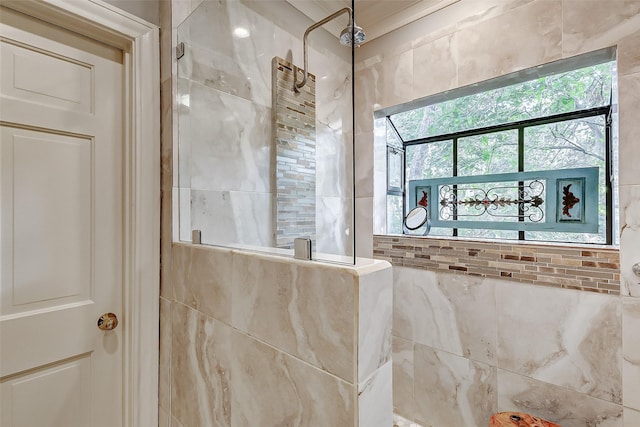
164 243 392 427
174 0 355 257
392 266 626 427
355 1 640 424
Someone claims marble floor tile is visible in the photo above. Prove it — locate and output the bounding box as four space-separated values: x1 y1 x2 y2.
393 413 427 427
498 369 623 427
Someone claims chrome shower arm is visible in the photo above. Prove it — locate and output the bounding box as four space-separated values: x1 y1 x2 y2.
293 7 352 92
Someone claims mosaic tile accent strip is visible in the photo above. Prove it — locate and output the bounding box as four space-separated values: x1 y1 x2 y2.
373 235 620 294
272 57 316 249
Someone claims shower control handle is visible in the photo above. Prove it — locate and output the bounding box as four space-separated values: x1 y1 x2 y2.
97 312 118 331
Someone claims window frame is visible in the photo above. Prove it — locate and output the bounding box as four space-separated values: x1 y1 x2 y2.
387 105 613 244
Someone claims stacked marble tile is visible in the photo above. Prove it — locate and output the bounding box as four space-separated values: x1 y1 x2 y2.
162 243 392 427
354 0 640 425
273 57 316 249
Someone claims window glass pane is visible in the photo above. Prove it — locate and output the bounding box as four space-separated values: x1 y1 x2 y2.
406 140 453 180
524 230 605 244
525 116 606 243
386 120 403 148
387 195 403 234
389 62 613 141
388 148 403 189
524 116 606 171
457 229 519 240
458 131 518 176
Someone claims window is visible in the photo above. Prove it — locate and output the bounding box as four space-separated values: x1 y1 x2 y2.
384 57 617 245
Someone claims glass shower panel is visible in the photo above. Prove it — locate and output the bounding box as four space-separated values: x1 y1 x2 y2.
176 0 356 264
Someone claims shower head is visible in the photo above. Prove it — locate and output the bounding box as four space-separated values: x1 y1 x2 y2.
339 23 366 47
294 7 365 92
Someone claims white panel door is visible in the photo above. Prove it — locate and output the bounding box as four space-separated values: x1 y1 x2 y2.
0 6 124 427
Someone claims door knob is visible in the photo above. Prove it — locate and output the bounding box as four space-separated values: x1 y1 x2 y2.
97 313 118 331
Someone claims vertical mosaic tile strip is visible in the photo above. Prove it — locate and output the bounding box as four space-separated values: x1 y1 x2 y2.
373 235 620 294
273 57 316 249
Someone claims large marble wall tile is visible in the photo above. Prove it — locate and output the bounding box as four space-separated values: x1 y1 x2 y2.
159 406 169 427
457 0 562 86
171 302 232 427
412 33 458 99
392 337 417 419
624 407 640 427
171 414 186 427
358 263 393 382
230 328 354 427
190 189 273 247
496 282 622 403
171 244 232 324
315 196 352 256
562 0 640 74
312 48 352 135
231 253 356 382
393 267 497 365
355 196 374 258
373 118 387 234
355 131 374 198
354 55 382 134
623 298 640 410
159 297 172 413
316 124 352 199
161 188 174 297
358 361 393 427
177 187 191 242
618 73 640 187
618 30 640 77
620 185 640 296
380 49 414 108
181 81 271 193
497 369 623 427
414 344 497 427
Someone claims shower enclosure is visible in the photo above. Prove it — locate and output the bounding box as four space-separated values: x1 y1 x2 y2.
175 0 359 264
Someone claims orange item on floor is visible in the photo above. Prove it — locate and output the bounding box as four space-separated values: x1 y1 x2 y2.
490 412 561 427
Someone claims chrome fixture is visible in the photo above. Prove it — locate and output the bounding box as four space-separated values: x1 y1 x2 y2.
294 7 366 92
294 237 312 260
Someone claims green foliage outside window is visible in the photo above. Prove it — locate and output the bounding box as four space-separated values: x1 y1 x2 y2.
386 61 616 244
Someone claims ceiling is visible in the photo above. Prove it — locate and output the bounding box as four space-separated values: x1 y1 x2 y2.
286 0 460 42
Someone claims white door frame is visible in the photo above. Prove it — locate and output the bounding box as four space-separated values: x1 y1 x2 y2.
1 1 161 426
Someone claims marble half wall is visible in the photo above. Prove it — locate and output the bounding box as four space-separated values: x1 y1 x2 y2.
392 266 626 427
167 243 392 427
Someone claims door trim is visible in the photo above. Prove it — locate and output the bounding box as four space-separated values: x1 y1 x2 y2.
1 1 161 426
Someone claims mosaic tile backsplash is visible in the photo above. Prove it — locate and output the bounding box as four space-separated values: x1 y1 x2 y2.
373 235 620 294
